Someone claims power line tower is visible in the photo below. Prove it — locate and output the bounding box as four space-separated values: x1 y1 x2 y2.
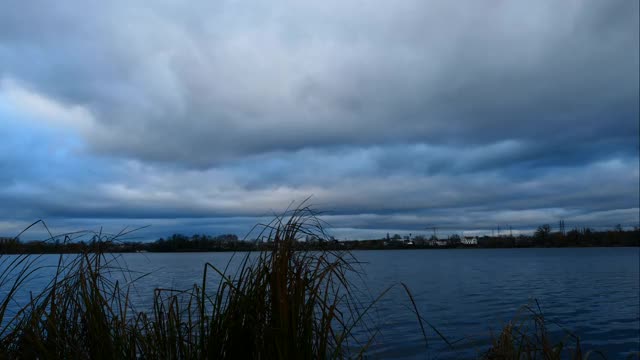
559 219 565 236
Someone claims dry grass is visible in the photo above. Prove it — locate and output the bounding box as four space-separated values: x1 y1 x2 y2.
481 300 629 360
0 205 629 359
0 205 388 359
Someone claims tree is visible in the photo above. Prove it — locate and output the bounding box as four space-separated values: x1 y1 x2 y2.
534 224 551 245
449 234 461 245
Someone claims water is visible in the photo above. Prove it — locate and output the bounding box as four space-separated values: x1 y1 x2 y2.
1 248 638 358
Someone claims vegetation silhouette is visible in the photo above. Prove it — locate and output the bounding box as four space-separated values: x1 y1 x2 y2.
1 224 637 254
0 206 636 359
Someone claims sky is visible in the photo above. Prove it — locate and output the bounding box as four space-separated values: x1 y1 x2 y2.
1 0 638 240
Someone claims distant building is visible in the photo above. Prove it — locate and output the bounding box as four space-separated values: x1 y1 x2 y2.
461 236 478 245
412 235 426 245
428 239 448 246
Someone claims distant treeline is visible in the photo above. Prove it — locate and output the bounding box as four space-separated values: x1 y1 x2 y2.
0 225 638 254
344 226 639 250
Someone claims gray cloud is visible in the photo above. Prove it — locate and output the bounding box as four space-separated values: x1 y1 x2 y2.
0 0 638 238
1 0 637 167
1 146 636 224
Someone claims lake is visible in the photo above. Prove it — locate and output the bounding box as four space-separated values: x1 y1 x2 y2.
2 247 639 358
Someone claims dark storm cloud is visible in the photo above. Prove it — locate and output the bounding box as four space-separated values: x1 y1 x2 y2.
1 147 636 219
1 0 637 166
0 0 638 238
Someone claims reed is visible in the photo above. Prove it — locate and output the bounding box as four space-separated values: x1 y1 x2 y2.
482 300 613 360
0 205 383 359
0 206 623 359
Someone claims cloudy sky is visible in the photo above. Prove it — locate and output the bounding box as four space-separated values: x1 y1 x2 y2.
1 0 638 240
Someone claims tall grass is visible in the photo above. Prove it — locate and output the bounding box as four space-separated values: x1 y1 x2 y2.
0 206 629 359
0 206 385 359
484 300 586 360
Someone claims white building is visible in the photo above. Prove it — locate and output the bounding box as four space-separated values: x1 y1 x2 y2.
428 239 449 246
461 236 478 245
